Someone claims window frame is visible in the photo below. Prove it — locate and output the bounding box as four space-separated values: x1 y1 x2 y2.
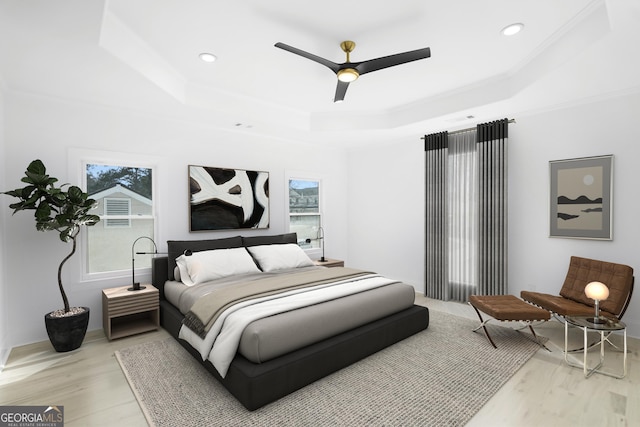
286 173 323 259
74 154 159 283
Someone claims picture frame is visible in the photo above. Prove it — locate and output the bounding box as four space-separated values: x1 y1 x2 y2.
549 155 613 240
189 165 269 231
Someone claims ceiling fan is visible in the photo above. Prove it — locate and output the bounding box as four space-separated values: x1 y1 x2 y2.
274 40 431 102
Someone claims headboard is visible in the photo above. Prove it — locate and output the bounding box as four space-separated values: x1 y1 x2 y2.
153 232 298 299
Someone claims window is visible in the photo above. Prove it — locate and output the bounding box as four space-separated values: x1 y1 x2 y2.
447 134 478 293
424 119 509 302
85 164 155 276
288 179 321 249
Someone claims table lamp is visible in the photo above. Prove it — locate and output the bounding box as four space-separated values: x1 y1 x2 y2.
304 226 325 262
130 236 160 291
317 226 325 262
584 281 609 324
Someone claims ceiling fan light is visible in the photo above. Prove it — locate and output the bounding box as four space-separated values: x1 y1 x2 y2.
337 68 359 82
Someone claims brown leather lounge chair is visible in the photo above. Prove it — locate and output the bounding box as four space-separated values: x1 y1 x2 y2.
521 256 634 322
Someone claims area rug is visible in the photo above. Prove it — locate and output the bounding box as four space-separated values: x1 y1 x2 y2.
115 309 546 427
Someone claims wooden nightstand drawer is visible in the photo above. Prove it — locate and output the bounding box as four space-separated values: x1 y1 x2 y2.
108 295 159 316
102 285 159 340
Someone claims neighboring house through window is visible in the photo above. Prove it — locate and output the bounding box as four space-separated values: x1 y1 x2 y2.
104 197 131 228
288 178 322 254
85 164 155 277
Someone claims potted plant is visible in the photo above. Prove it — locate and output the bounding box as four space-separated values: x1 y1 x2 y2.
3 159 100 352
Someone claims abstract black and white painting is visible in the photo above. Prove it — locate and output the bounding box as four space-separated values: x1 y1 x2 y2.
189 165 269 231
549 155 613 240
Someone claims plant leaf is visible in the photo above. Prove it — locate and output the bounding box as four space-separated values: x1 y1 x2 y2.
26 159 46 175
67 186 83 203
35 202 52 222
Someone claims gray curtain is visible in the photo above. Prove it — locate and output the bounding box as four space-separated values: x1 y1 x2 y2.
424 119 509 301
477 119 509 295
424 132 448 300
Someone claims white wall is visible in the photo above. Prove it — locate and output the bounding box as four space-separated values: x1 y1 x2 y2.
3 84 639 350
346 135 424 288
508 92 640 338
0 85 9 366
348 90 640 338
1 91 349 348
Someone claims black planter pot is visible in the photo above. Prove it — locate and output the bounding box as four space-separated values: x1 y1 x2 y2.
44 307 90 352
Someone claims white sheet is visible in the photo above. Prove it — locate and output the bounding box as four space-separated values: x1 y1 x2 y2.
178 273 397 377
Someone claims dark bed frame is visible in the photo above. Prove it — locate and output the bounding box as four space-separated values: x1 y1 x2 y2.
152 233 430 411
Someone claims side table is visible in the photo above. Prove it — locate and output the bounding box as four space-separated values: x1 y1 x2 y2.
313 258 344 268
564 315 627 379
102 284 160 340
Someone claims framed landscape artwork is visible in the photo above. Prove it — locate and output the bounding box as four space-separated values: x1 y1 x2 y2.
549 155 613 240
189 165 269 231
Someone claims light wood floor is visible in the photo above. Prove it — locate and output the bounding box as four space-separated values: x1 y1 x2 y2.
0 297 638 426
418 296 639 427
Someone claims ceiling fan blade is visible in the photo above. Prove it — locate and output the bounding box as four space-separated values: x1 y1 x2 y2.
333 80 349 102
275 42 340 73
355 47 431 75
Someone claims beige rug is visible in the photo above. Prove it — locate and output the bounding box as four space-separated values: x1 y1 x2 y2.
115 309 546 427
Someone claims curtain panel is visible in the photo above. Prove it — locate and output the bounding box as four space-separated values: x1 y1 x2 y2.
476 119 509 296
424 119 509 301
447 130 478 301
424 132 448 300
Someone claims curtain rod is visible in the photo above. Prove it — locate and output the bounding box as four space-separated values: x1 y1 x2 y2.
420 118 516 140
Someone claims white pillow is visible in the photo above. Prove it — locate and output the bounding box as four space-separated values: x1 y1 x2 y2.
247 243 314 272
175 247 260 286
175 255 194 286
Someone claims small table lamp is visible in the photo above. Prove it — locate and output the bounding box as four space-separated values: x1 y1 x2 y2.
584 281 610 324
317 226 325 262
305 227 326 262
130 236 160 291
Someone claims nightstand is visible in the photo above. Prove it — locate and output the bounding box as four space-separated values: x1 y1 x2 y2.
102 284 160 340
314 258 344 268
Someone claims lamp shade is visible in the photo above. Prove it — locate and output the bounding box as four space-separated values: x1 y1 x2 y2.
585 281 609 301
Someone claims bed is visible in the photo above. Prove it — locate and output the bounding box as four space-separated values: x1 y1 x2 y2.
152 232 429 410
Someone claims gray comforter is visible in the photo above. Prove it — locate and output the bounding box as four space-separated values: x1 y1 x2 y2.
166 267 416 373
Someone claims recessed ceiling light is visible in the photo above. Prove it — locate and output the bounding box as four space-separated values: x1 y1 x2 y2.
501 23 524 36
199 52 217 63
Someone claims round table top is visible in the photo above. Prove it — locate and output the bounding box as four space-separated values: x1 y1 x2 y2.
565 315 626 331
